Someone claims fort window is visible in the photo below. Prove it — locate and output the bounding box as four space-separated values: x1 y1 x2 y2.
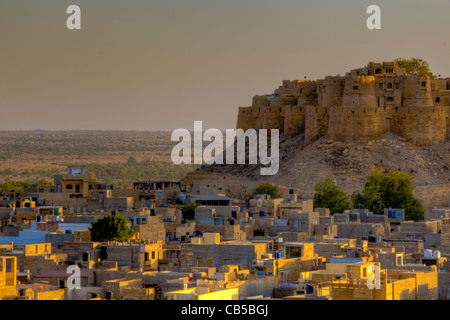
66 184 73 190
435 97 440 103
421 82 426 87
386 97 394 103
387 83 393 89
375 68 382 74
353 86 359 91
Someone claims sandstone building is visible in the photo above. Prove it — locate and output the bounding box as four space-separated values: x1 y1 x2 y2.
237 62 450 146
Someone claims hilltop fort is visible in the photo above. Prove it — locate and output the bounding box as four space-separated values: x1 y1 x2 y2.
237 62 450 146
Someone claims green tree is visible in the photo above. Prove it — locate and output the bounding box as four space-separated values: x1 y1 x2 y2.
180 203 198 220
90 212 134 242
0 181 27 192
394 57 436 78
248 182 282 200
313 178 350 214
352 168 424 221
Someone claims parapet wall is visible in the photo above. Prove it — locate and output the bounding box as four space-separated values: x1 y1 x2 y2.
388 106 447 146
237 103 449 146
304 106 329 146
236 105 306 139
328 106 387 143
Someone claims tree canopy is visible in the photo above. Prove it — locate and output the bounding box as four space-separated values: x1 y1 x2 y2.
90 212 135 242
351 168 424 221
248 182 282 200
180 203 198 220
313 178 350 214
394 57 436 78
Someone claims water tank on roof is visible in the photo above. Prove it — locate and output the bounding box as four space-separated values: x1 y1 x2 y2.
424 249 433 259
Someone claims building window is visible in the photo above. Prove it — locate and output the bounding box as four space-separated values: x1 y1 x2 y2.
66 184 73 190
387 83 393 89
196 257 204 267
353 86 359 91
421 82 426 87
152 251 156 260
436 97 440 103
300 221 307 231
375 68 382 74
386 97 394 103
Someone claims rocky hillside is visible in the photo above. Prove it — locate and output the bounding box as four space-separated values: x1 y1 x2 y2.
193 132 450 198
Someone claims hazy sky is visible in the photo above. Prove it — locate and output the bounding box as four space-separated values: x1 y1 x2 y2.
1 0 449 131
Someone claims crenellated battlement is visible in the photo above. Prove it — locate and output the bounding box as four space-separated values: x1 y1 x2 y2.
236 62 450 146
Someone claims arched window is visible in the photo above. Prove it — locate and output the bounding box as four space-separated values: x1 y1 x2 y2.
386 97 394 103
375 68 382 74
387 83 393 89
436 97 440 103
